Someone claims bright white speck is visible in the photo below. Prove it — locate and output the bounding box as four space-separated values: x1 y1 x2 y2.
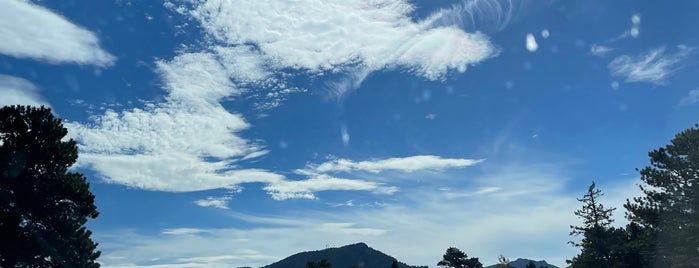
630 27 640 38
526 33 538 52
632 14 641 24
541 29 550 39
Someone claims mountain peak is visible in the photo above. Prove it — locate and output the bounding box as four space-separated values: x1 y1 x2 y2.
264 242 426 268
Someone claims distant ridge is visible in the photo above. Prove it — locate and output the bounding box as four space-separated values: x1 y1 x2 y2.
263 242 427 268
485 258 559 268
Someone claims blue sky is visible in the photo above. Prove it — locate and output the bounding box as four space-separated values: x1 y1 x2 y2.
1 0 699 267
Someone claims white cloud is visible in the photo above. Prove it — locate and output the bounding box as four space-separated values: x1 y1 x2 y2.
678 89 699 106
162 228 211 236
590 44 614 57
608 46 692 84
301 155 483 175
0 75 50 107
67 0 498 194
424 0 524 32
525 33 538 52
0 0 114 66
194 196 232 209
264 174 398 201
66 52 283 192
189 0 495 98
94 162 641 268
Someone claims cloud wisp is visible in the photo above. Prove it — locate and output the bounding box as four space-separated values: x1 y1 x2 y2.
298 155 483 175
186 0 497 99
0 0 114 66
68 0 501 195
94 162 641 268
264 174 398 201
678 89 699 106
0 75 50 107
608 46 692 84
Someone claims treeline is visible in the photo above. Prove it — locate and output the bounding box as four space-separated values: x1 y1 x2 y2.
566 125 699 267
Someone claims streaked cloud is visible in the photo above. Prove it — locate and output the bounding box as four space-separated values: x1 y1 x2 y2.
194 196 232 209
590 44 614 57
67 0 497 196
300 155 483 175
66 52 283 192
264 174 398 201
0 0 114 66
188 0 496 99
0 75 50 107
95 162 640 268
608 46 692 84
678 89 699 106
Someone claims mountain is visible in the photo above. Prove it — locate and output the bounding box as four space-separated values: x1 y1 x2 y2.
485 258 559 268
263 242 428 268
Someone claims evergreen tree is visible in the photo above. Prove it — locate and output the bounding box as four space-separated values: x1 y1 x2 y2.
625 125 699 267
391 259 400 268
306 259 332 268
567 182 616 267
437 247 482 268
525 260 536 268
0 105 100 267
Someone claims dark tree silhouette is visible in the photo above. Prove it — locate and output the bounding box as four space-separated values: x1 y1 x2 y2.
437 247 482 268
525 260 536 268
625 125 699 267
567 181 617 267
306 259 332 268
391 259 400 268
0 105 100 267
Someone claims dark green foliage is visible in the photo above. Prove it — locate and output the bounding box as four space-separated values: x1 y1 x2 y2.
306 259 332 268
392 259 400 268
525 260 536 268
567 182 618 267
0 105 100 267
624 125 699 267
437 247 482 268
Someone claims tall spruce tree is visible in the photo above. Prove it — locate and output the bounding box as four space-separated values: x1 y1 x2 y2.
0 105 100 267
624 125 699 267
567 182 617 267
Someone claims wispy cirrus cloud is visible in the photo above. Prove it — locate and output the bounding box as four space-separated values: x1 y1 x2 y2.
678 89 699 106
590 44 614 57
69 0 501 195
298 155 483 175
194 196 232 209
95 162 641 268
185 0 497 99
0 75 50 107
608 46 692 84
264 174 398 201
0 0 114 66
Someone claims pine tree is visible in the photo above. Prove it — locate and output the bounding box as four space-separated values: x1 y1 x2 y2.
437 247 482 268
624 125 699 267
567 182 616 267
0 105 100 267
